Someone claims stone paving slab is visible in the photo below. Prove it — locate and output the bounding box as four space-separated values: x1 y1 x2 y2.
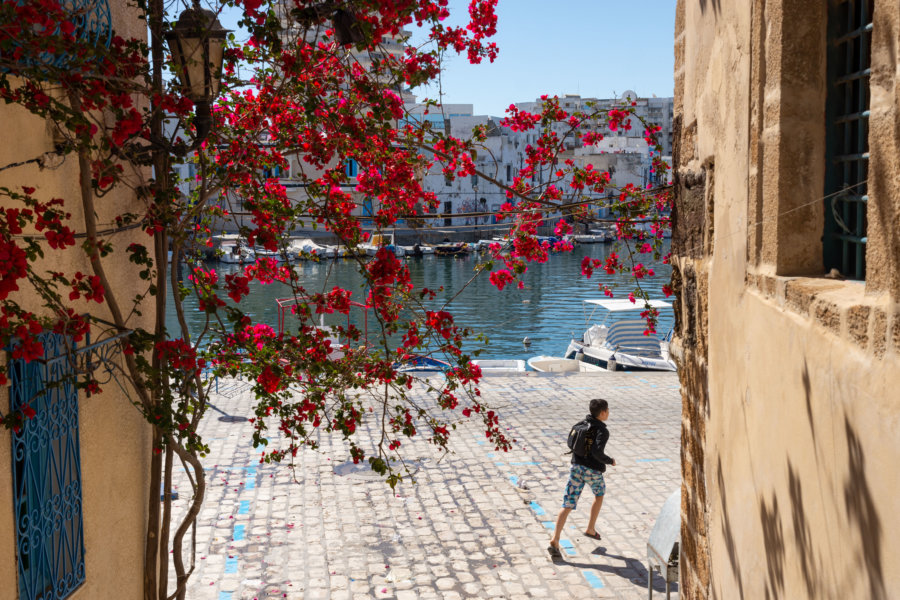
170 372 681 599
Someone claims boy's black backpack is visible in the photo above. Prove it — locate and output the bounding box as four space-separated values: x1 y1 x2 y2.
567 418 596 457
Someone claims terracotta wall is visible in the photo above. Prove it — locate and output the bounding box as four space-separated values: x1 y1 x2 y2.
0 2 151 598
673 1 900 598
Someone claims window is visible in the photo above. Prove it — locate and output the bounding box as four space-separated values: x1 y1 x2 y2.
345 159 358 178
471 174 478 189
10 333 85 600
824 0 873 280
506 165 511 182
444 201 452 227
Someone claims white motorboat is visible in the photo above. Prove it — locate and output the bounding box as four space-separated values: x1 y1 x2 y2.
219 242 255 264
573 234 606 244
471 359 526 374
564 299 677 372
291 238 338 259
589 228 615 242
399 243 435 256
527 355 606 373
473 239 500 252
253 247 287 262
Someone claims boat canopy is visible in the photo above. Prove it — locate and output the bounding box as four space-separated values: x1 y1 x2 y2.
605 319 663 357
583 299 672 312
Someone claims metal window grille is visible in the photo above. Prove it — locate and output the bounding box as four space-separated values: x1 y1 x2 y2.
824 0 873 280
10 333 86 600
0 0 112 71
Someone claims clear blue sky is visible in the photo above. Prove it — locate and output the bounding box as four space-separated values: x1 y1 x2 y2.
409 0 676 116
217 1 676 117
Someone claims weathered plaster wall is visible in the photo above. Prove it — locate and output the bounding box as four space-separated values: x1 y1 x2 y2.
674 1 900 599
0 2 151 598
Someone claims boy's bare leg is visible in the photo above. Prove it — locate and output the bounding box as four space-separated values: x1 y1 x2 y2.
585 495 604 535
550 507 573 547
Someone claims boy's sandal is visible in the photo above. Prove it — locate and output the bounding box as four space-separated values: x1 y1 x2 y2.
584 531 602 540
547 544 563 559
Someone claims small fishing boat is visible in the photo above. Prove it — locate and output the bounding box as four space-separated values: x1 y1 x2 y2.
253 247 287 262
434 242 469 256
589 228 615 242
395 355 451 372
474 239 498 252
361 233 406 257
471 359 526 374
573 234 606 244
399 243 435 256
527 355 606 373
219 242 255 264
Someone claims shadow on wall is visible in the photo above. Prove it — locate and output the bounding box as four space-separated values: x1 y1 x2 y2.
758 491 784 599
802 360 815 443
715 416 886 599
715 458 745 600
698 0 721 16
843 418 886 600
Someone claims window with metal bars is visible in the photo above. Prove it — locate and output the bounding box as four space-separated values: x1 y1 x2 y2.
824 0 873 280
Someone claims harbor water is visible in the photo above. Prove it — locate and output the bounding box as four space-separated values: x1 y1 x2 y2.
166 242 673 362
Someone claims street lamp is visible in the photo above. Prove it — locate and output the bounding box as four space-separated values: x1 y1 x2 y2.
165 1 230 143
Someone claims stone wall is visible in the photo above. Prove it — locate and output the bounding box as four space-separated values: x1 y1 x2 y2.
673 1 900 599
670 127 713 598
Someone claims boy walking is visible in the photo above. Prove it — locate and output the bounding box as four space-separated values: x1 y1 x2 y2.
548 398 616 558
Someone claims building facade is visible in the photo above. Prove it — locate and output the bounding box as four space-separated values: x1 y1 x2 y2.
671 1 900 598
407 97 668 233
0 3 151 599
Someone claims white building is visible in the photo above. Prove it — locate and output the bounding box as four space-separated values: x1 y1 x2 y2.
408 92 671 231
518 91 674 156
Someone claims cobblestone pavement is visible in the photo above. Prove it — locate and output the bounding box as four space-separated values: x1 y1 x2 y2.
171 372 681 599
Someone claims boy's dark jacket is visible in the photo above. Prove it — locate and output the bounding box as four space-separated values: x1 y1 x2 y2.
572 415 614 472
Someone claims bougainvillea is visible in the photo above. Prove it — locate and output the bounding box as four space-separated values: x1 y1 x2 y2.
0 0 671 596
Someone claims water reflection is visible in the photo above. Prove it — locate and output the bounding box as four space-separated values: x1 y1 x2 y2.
166 242 673 361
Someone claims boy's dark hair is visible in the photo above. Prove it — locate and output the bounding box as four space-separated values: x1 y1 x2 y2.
589 399 608 418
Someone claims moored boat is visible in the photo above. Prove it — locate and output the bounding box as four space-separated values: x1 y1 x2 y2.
564 299 677 372
399 243 435 256
219 242 255 264
434 242 469 256
395 355 451 372
361 233 406 257
527 355 606 373
471 359 526 374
